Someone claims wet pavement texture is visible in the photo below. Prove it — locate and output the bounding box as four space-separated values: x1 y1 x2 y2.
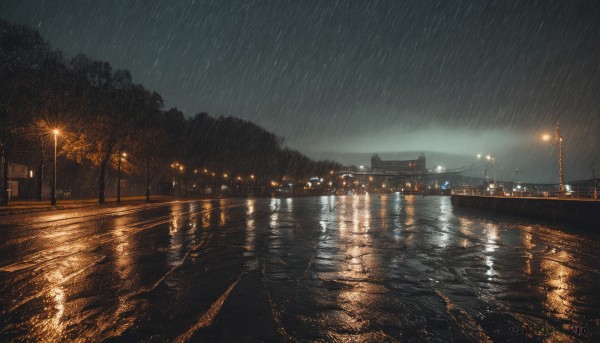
1 195 599 342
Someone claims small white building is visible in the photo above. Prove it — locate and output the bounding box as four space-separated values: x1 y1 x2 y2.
4 162 33 199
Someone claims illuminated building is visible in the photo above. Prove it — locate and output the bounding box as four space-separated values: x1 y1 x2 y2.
370 154 427 173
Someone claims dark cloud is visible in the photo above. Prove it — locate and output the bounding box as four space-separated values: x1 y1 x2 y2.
2 0 599 182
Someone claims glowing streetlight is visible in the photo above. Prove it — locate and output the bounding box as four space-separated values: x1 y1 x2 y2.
117 151 127 203
477 153 496 195
488 156 496 195
178 165 187 197
51 129 59 205
170 162 179 196
542 123 565 196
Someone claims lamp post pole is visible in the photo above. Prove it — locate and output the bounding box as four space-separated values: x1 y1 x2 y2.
51 129 58 206
556 124 564 197
479 154 496 195
542 124 565 197
171 163 175 197
593 164 597 200
117 151 122 203
179 165 184 197
493 158 496 195
482 170 486 195
487 156 496 195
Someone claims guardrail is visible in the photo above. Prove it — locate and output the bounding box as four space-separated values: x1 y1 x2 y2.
452 186 599 200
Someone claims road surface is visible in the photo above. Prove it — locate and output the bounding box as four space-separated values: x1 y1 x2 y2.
1 195 598 341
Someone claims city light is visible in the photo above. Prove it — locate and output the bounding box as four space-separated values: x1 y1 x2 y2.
51 129 60 206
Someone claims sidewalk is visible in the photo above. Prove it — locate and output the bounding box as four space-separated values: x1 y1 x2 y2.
0 195 176 216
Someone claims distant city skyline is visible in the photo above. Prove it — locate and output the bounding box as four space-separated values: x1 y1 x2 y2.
3 0 599 182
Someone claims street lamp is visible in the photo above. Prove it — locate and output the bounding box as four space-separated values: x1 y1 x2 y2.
542 123 565 197
171 162 178 197
51 129 59 205
179 164 186 197
592 164 597 200
117 151 127 203
477 153 496 195
486 155 496 195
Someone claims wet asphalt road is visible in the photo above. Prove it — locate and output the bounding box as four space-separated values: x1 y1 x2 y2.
1 195 599 342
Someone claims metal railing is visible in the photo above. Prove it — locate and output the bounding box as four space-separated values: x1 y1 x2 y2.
452 185 599 200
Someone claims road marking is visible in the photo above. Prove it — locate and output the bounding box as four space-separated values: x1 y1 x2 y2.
174 273 245 342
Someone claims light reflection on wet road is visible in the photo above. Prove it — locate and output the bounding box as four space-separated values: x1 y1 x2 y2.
1 195 598 342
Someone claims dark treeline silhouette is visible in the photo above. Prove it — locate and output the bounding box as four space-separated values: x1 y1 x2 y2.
0 20 339 204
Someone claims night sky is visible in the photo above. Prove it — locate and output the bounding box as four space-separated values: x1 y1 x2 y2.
2 0 600 182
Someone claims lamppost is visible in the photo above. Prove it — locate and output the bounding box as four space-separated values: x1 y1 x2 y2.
170 162 179 197
51 129 59 206
117 151 127 203
592 164 597 200
542 123 565 197
477 154 495 195
179 164 185 197
486 155 496 195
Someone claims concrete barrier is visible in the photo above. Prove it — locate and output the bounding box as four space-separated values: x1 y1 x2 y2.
451 195 600 229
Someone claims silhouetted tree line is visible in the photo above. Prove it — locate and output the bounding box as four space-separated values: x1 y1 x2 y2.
0 20 339 204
